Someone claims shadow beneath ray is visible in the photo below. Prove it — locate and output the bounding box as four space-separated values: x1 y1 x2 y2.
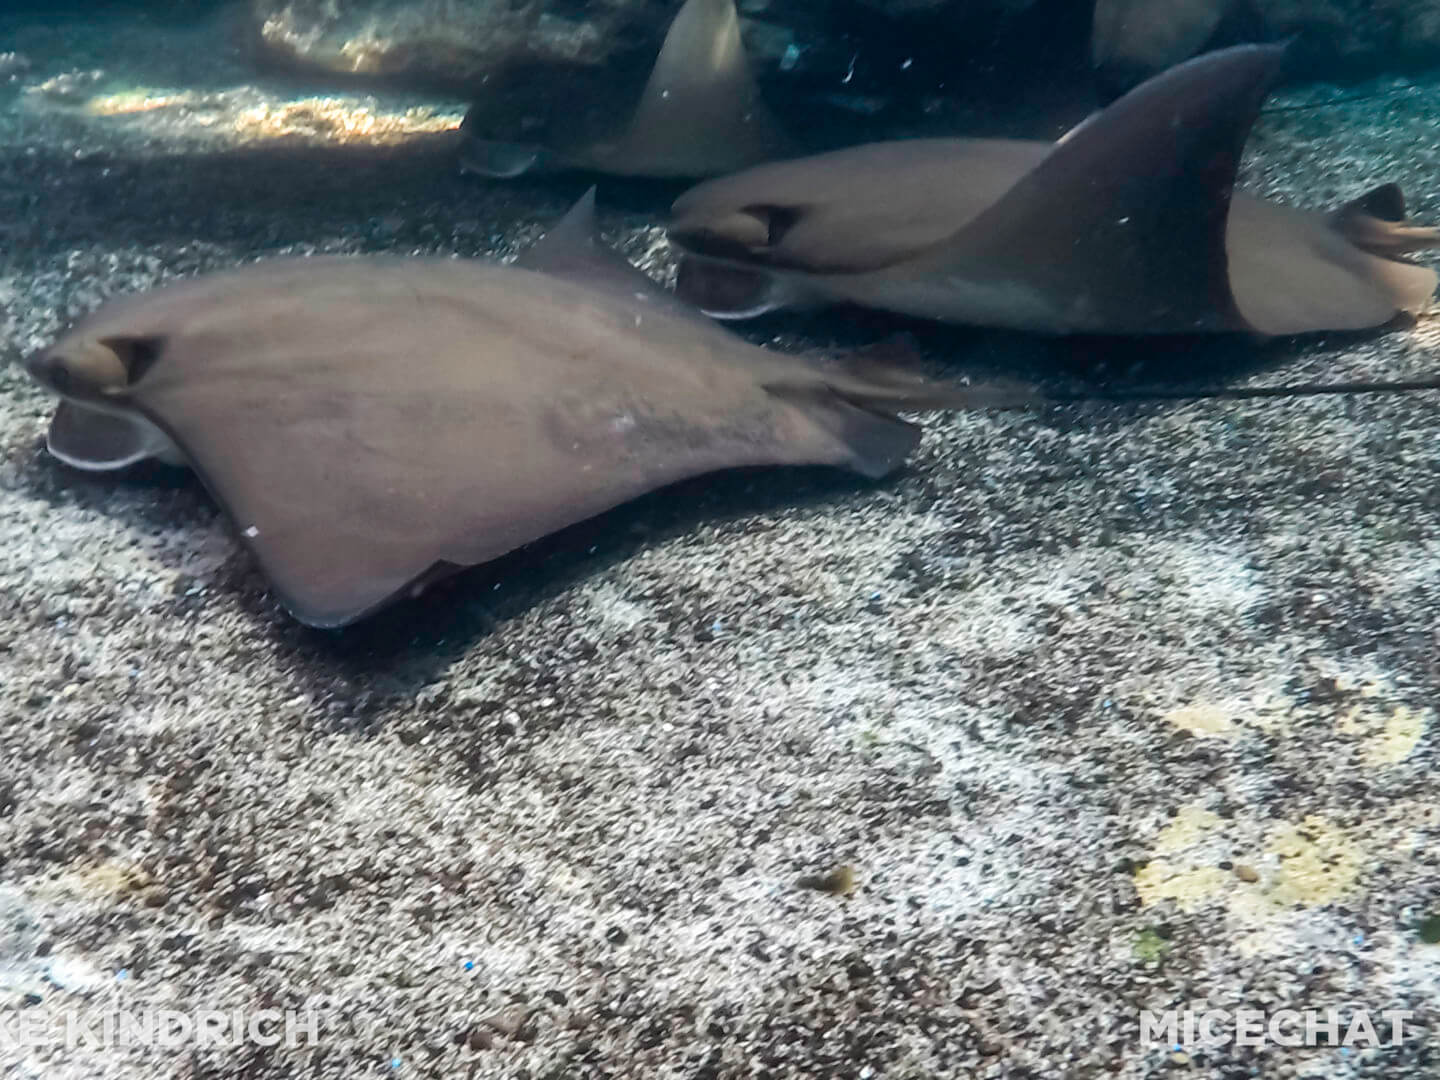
16 437 215 529
217 463 883 678
0 127 725 284
692 301 1343 390
12 421 879 685
722 294 1428 385
0 134 506 257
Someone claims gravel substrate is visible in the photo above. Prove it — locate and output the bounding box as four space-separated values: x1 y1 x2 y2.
1 9 1438 1079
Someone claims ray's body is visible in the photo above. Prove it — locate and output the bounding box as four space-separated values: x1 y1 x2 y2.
669 46 1440 337
22 195 1010 627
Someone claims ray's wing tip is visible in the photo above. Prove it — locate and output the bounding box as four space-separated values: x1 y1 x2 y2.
1173 42 1287 87
1132 41 1286 96
289 608 354 631
270 557 470 630
277 588 383 631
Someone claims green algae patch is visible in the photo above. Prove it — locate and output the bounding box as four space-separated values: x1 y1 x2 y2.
1132 926 1172 965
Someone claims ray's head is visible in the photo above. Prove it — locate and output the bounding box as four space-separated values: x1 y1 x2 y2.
23 335 160 404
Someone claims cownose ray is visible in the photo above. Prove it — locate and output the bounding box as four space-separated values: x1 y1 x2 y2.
667 44 1440 337
458 0 792 180
21 190 1025 629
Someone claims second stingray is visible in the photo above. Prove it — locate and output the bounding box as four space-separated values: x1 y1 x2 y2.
668 45 1440 337
458 0 791 180
21 191 1019 629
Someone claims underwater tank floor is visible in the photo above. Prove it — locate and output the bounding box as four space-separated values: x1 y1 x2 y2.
0 10 1438 1079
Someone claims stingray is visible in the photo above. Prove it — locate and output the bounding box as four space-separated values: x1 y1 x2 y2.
21 191 1023 629
458 0 792 180
667 44 1440 337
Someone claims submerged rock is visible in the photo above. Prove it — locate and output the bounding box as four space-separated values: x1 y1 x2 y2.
1094 0 1440 94
249 0 659 91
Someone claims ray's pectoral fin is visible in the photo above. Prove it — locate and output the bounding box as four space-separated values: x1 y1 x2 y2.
766 385 921 480
135 413 455 630
516 187 722 323
599 0 792 176
514 186 620 279
46 401 181 471
896 43 1285 335
1328 183 1440 257
762 341 1042 480
1336 182 1408 224
459 0 788 179
555 0 789 177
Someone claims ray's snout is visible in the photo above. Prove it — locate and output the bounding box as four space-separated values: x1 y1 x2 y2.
668 208 771 259
20 340 130 402
20 349 50 387
21 349 76 398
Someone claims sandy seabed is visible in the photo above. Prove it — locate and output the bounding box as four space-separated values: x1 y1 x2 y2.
0 10 1438 1079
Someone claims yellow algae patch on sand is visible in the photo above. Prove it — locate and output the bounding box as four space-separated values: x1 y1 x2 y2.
1336 692 1428 768
1153 805 1222 852
1264 816 1363 907
1133 806 1364 925
1154 673 1425 750
1134 805 1231 911
73 859 154 897
1163 703 1237 738
35 858 167 908
1366 705 1425 767
1134 862 1230 913
1153 689 1293 739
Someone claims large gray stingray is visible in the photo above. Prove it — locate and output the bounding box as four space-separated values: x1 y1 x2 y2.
668 44 1440 337
458 0 791 180
21 191 1019 628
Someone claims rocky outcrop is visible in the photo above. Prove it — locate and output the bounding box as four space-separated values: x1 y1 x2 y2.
248 0 661 92
1095 0 1440 93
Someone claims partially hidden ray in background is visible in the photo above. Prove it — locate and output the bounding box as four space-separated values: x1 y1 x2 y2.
668 44 1440 337
1091 0 1235 97
459 0 793 180
21 191 1021 629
